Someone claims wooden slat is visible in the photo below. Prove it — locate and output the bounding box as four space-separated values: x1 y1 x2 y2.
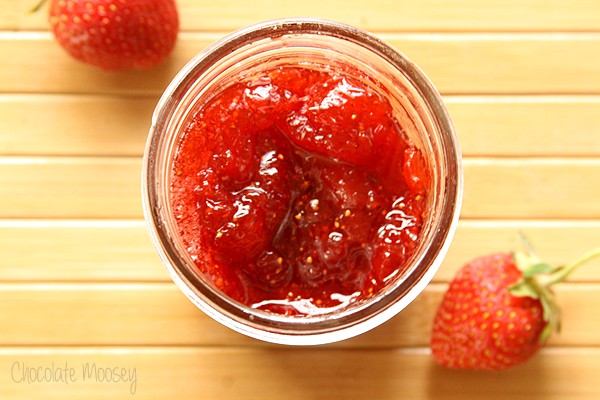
0 220 166 281
446 96 600 157
176 0 600 33
0 33 216 96
2 219 599 282
0 283 596 347
0 157 141 219
461 158 600 219
398 34 600 95
0 95 156 156
1 33 600 95
2 157 600 219
2 95 600 157
0 283 252 347
441 220 600 282
0 347 598 399
4 0 600 32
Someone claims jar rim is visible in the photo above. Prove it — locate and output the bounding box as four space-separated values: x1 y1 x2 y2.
142 18 463 345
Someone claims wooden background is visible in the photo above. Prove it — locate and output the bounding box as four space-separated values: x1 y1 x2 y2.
1 0 599 398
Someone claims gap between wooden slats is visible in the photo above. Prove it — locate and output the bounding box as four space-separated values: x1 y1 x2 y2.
3 0 600 32
1 94 599 157
0 347 598 399
1 156 600 219
1 219 599 282
0 282 597 348
0 33 600 95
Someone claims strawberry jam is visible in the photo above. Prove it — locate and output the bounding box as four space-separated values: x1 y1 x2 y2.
170 65 430 316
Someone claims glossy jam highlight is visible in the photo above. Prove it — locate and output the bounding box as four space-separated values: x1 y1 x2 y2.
170 65 430 316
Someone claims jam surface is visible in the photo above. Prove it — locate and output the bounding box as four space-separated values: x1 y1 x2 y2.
170 65 430 315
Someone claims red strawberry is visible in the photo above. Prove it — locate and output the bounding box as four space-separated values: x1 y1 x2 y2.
38 0 178 71
431 241 600 370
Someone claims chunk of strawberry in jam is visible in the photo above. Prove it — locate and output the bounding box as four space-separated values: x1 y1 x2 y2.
190 125 293 266
371 195 425 283
170 65 430 315
403 146 431 192
281 71 399 169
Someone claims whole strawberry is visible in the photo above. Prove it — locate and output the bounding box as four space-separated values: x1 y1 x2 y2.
42 0 178 71
431 243 599 370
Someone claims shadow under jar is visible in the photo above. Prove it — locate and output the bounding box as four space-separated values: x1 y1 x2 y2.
142 18 462 345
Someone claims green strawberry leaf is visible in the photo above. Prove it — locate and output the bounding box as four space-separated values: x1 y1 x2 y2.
539 292 554 323
508 280 539 299
539 323 553 343
523 263 554 278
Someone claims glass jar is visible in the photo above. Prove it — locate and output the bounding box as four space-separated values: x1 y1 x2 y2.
142 18 462 345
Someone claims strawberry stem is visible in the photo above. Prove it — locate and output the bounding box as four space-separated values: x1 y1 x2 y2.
539 248 600 287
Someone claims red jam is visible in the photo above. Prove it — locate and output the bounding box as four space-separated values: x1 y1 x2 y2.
170 65 430 316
